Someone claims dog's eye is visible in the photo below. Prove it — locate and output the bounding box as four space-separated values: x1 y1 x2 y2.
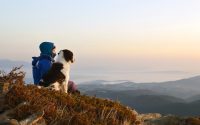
58 52 60 55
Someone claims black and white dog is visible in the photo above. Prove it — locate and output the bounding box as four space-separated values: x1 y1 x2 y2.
39 49 74 93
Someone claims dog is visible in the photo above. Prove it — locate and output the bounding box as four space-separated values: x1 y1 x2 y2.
39 49 74 93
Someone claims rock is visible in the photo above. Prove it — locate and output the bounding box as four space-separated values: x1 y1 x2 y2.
143 115 185 125
19 111 46 125
0 119 20 125
135 113 162 125
0 118 46 125
0 92 46 125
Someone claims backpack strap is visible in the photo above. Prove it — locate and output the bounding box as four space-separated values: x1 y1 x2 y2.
32 57 40 67
32 57 40 85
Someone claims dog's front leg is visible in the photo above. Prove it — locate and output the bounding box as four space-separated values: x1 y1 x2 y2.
63 80 68 94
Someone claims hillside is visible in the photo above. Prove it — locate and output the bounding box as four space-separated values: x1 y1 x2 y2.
0 67 136 125
79 76 200 99
83 89 200 116
80 80 200 116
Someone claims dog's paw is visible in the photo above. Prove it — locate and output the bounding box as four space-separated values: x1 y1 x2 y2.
37 86 42 89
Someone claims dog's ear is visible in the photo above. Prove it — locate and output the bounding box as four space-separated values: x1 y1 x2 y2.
62 49 74 63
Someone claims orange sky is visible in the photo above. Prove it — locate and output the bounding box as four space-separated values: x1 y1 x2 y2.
1 0 200 77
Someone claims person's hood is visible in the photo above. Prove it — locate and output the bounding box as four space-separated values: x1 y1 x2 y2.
39 42 55 56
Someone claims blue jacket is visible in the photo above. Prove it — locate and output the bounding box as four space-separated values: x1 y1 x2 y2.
32 42 55 85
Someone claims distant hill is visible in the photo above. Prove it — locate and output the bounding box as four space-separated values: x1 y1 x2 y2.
0 59 32 80
82 89 200 116
0 59 30 69
79 75 200 99
79 76 200 116
186 94 200 102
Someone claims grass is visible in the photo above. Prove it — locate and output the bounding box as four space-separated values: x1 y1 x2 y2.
0 67 136 125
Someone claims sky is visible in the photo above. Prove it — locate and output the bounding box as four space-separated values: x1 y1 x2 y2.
1 0 200 82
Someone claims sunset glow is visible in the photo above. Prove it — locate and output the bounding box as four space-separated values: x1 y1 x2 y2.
1 0 200 82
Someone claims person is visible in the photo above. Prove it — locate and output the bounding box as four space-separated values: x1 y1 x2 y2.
32 41 79 94
32 42 56 85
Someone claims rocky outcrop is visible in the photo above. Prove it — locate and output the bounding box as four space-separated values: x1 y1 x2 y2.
134 113 162 125
0 93 46 125
142 115 200 125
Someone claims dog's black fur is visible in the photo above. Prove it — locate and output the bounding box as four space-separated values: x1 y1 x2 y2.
39 63 65 87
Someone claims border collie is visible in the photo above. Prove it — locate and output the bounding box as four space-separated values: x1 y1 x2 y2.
39 49 74 93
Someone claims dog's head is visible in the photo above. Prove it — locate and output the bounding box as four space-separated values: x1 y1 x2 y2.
56 49 74 63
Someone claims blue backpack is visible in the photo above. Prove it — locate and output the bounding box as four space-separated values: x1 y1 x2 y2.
32 57 40 85
32 55 53 85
